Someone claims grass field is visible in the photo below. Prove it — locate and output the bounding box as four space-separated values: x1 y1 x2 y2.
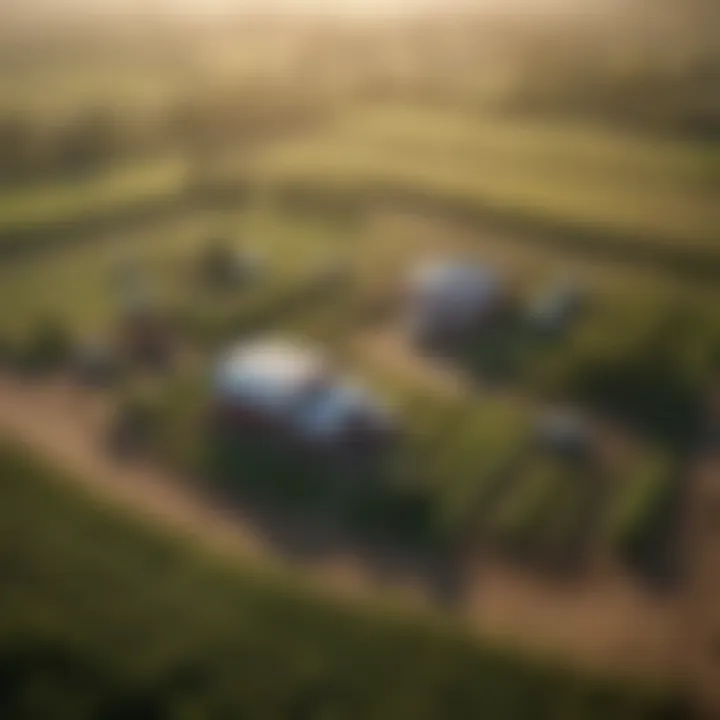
2 103 717 268
260 104 720 254
0 158 187 235
0 439 684 719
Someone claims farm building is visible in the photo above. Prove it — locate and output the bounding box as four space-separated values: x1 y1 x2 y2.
211 338 396 452
404 258 506 345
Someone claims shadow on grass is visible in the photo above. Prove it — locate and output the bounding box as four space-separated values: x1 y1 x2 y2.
200 429 471 607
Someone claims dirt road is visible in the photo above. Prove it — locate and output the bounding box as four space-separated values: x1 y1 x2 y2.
678 448 720 717
0 373 679 683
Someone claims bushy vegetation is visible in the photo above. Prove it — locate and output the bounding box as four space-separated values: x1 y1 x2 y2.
532 295 720 442
0 440 686 720
10 315 74 374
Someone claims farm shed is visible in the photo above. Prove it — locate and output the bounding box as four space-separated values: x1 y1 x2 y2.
404 259 505 345
211 338 396 452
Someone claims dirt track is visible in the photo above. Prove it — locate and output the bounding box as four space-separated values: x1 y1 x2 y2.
0 373 681 684
678 450 720 716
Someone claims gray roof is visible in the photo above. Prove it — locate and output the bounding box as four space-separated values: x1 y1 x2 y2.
409 259 502 307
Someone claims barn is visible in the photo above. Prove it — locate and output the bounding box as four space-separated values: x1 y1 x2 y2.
211 338 396 453
404 258 505 345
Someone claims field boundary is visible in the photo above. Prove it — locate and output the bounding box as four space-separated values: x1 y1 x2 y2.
2 173 719 286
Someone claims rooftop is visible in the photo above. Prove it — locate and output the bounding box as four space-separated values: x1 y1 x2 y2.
215 338 329 402
409 258 501 298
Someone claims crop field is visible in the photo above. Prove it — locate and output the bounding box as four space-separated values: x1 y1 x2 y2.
2 102 718 269
0 158 187 236
262 105 719 247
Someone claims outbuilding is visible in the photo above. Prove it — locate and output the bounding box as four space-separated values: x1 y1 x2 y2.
404 258 505 345
211 338 396 454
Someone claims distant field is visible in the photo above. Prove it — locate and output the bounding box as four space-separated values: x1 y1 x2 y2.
2 104 717 279
260 104 720 256
0 158 187 235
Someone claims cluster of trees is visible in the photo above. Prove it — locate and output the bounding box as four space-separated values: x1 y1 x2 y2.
534 295 720 443
0 316 73 374
0 440 687 719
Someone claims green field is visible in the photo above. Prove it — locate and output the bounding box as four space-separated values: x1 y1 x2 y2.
0 440 684 720
261 105 719 253
0 159 187 234
2 104 717 271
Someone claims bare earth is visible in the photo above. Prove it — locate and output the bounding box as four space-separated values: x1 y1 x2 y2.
0 373 682 685
678 450 720 716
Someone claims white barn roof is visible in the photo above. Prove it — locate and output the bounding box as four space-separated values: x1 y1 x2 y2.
213 338 395 441
213 339 328 411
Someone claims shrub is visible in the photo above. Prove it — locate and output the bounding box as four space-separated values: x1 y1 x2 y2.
17 317 73 374
606 451 678 569
533 295 720 442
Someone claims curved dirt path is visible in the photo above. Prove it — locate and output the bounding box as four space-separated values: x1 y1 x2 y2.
678 447 720 717
0 373 679 684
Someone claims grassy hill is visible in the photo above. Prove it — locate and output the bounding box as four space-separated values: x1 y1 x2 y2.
0 440 686 719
